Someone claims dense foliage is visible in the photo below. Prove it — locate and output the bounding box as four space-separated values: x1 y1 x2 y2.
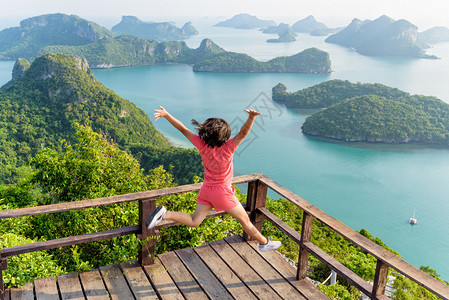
193 48 331 73
0 13 115 60
0 125 238 287
325 15 435 58
0 53 202 185
302 94 449 145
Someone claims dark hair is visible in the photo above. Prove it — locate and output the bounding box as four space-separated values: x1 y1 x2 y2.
192 118 231 148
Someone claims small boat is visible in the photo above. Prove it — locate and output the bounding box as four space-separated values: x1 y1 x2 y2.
409 208 418 225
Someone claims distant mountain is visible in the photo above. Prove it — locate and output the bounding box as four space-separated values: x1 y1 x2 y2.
267 27 297 43
182 21 199 35
325 15 436 58
262 23 290 34
214 13 276 29
292 16 328 33
193 48 331 73
0 13 114 60
0 53 169 184
111 16 197 41
419 26 449 44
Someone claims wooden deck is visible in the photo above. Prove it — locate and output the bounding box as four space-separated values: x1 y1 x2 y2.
7 235 328 300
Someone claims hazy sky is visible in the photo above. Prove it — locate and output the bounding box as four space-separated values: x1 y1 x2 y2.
2 0 449 30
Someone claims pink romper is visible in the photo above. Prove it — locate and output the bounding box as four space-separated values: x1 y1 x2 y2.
191 134 240 211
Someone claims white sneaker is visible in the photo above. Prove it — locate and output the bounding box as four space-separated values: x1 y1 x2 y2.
146 206 167 229
259 237 282 252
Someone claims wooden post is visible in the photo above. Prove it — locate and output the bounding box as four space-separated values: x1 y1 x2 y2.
372 260 389 299
138 198 156 266
297 212 313 280
243 180 268 241
0 255 5 300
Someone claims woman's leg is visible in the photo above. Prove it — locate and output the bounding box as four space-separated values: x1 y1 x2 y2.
164 204 212 227
225 202 268 245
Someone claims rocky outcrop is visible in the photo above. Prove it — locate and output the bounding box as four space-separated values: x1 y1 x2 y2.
12 58 30 79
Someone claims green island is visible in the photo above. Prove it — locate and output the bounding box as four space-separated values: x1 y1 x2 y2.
273 80 449 145
193 47 331 73
0 55 446 299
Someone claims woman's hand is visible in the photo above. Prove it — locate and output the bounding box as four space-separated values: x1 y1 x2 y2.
154 106 169 121
244 109 261 117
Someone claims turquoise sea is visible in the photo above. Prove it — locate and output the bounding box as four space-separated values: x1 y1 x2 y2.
1 20 449 281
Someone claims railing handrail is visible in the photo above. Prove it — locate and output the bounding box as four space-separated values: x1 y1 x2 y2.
0 173 262 220
1 173 448 300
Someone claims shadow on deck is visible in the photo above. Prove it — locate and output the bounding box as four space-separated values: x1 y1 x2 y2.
9 235 327 300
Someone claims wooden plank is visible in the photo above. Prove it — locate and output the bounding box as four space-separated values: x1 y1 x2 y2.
120 260 158 299
298 212 313 280
99 264 134 300
9 282 33 300
34 276 59 300
57 272 84 300
176 247 232 300
247 239 329 300
224 235 306 300
79 269 109 300
142 257 184 300
208 239 281 299
193 244 257 299
158 252 208 300
2 226 139 257
0 174 261 220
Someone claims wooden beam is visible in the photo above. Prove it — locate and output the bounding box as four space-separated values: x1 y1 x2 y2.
1 225 139 257
303 241 373 296
0 173 262 220
257 207 301 244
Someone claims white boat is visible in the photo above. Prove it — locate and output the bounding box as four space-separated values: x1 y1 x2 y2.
409 208 418 225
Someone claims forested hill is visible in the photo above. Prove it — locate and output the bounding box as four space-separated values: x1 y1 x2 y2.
0 13 114 60
301 94 449 145
0 54 202 184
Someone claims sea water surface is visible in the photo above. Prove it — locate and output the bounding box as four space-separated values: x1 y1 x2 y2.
0 21 448 281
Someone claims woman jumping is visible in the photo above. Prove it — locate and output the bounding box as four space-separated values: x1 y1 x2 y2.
146 106 281 252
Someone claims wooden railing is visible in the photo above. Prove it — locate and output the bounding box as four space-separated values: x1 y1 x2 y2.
1 173 448 300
